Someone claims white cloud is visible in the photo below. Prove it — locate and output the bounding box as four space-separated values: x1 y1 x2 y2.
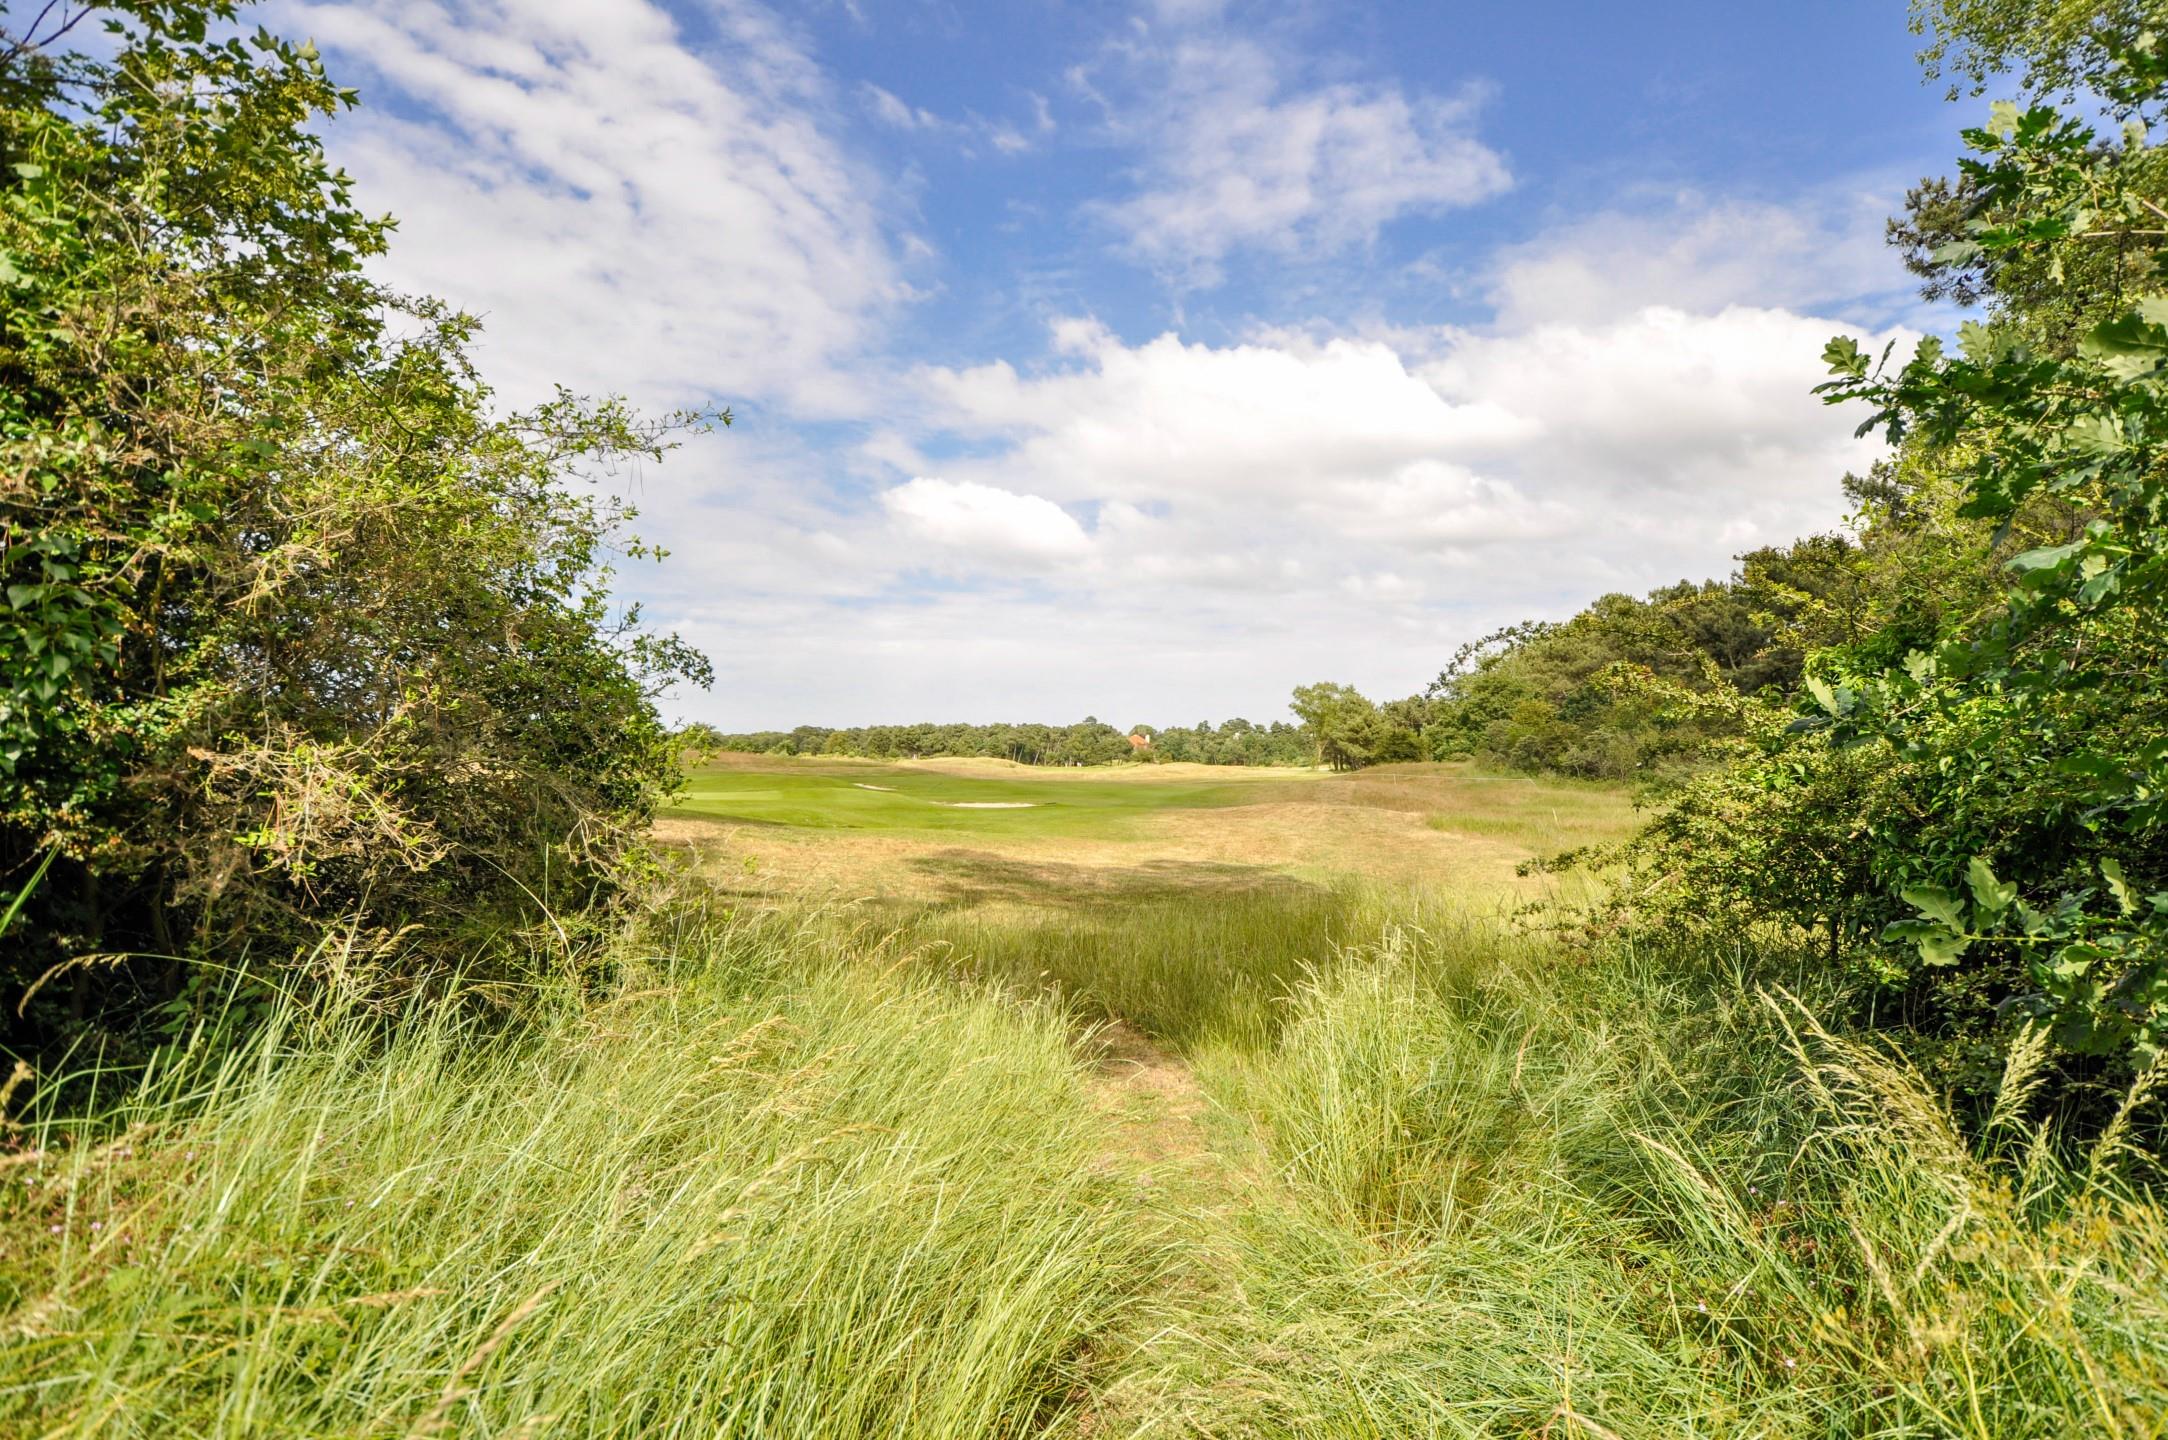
860 81 1044 156
739 301 1907 724
864 82 936 130
919 328 1535 502
283 0 905 412
913 305 1897 577
638 293 1913 727
282 2 1933 729
1487 189 1913 328
1084 19 1510 280
882 477 1091 563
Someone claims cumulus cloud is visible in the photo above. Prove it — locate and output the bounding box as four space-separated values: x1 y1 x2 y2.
882 478 1092 563
920 304 1899 567
282 0 905 412
640 293 1912 726
285 3 1929 727
1082 17 1510 280
807 301 1910 720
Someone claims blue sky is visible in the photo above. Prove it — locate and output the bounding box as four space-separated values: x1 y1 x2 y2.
282 0 1975 728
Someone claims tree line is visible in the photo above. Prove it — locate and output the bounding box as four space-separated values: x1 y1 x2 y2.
689 716 1314 767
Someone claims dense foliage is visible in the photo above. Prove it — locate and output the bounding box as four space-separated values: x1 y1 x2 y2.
0 2 708 1051
1465 22 2168 1107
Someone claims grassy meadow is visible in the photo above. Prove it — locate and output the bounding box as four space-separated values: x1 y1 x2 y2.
5 757 2165 1436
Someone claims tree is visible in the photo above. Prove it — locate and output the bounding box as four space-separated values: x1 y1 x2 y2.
1911 0 2165 103
1289 683 1379 771
1619 32 2168 1095
1806 46 2168 1071
1 1 712 1047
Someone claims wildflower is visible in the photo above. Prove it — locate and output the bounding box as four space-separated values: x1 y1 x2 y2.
1696 1301 1707 1313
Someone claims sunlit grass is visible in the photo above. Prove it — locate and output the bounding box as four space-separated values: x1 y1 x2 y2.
7 770 2165 1437
0 911 1152 1438
1116 927 2168 1437
670 757 1287 840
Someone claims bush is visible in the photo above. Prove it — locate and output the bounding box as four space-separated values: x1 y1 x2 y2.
0 2 711 1050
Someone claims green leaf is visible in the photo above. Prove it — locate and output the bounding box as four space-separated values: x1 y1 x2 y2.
2103 858 2138 917
1956 319 1998 361
1902 883 1967 931
2081 311 2168 378
1821 337 1868 378
2007 541 2082 573
2047 944 2102 981
2064 413 2124 454
1885 918 1970 967
0 846 55 941
1966 856 2017 924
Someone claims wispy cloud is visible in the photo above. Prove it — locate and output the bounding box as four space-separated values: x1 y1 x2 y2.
1079 11 1510 283
283 0 907 413
861 81 1046 156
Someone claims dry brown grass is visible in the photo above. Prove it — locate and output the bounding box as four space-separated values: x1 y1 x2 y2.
658 760 1636 918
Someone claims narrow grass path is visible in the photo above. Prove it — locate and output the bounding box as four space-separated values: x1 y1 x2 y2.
1065 1021 1273 1439
1084 1021 1215 1176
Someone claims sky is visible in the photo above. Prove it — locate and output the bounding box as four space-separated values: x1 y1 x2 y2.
276 0 1981 729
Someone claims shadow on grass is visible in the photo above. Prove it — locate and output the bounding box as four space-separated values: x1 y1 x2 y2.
906 850 1314 914
904 881 1377 1051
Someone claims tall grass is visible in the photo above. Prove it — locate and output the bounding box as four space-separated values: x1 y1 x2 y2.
0 911 1151 1437
5 891 2166 1436
1124 924 2168 1437
905 884 1375 1049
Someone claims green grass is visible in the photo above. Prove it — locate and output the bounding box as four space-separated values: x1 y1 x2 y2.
0 911 1152 1437
672 759 1289 840
1113 930 2168 1436
910 884 1372 1050
8 771 2167 1437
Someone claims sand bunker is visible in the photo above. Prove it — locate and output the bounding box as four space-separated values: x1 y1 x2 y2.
853 783 898 792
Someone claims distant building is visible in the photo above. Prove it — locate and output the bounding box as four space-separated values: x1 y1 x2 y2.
1127 733 1151 751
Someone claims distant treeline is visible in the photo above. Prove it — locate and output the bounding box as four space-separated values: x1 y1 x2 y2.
687 553 1859 778
685 717 1314 767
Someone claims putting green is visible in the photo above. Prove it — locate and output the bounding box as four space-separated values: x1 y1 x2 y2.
671 760 1294 839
